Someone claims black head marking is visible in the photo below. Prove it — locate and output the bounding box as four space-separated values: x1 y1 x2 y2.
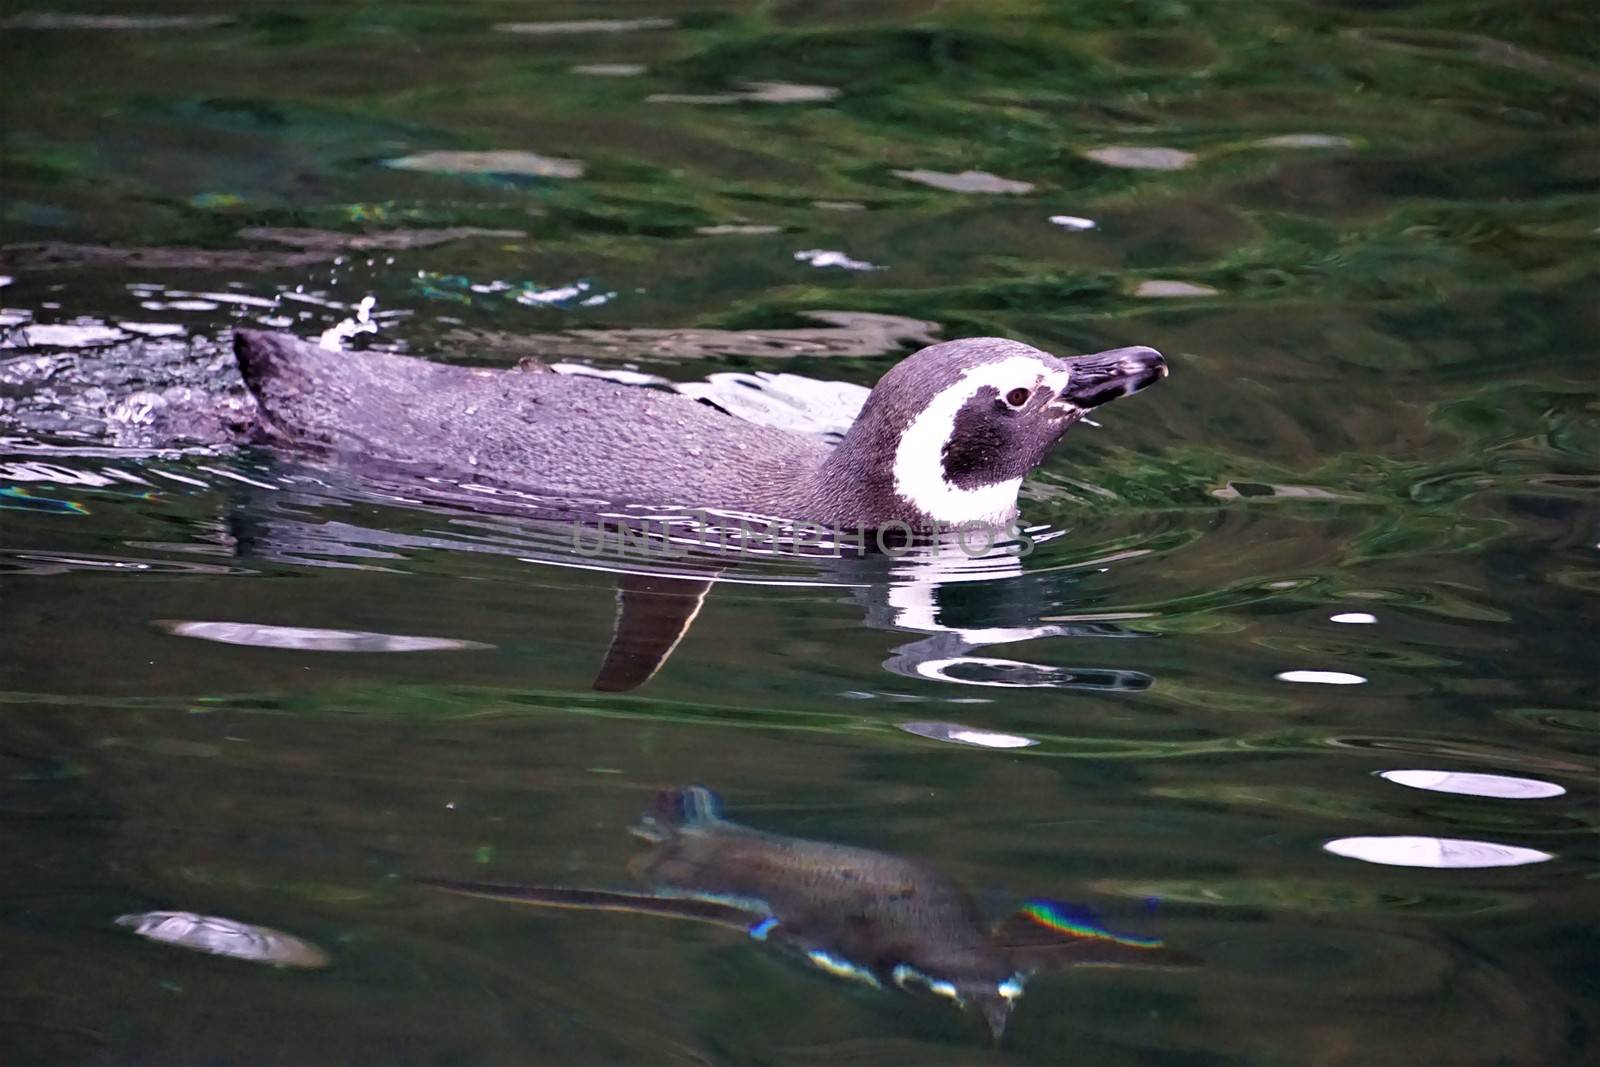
941 383 1078 490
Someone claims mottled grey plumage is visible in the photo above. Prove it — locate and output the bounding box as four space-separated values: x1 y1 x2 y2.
233 329 1165 528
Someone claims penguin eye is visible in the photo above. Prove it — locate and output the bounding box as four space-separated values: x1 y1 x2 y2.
1004 387 1031 409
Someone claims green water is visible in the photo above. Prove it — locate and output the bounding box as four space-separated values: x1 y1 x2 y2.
2 2 1597 1064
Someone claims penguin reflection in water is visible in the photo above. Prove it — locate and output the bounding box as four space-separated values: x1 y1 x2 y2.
422 787 1196 1043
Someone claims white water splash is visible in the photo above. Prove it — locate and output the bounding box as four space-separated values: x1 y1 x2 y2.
318 295 377 350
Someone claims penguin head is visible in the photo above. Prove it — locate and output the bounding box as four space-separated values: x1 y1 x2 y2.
832 338 1166 528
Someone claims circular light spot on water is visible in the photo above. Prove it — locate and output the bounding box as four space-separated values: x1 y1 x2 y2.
899 721 1038 748
1324 836 1553 868
1277 670 1368 685
1378 770 1565 799
1330 612 1379 624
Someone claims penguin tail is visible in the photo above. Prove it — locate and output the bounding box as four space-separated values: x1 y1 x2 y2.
232 328 301 402
229 329 336 444
632 786 726 841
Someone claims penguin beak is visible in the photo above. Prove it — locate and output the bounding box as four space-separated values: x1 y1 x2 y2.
1056 346 1167 409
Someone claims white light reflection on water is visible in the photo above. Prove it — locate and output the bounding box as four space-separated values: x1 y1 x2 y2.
4 13 234 30
1049 215 1097 230
157 620 492 652
893 169 1034 194
1134 280 1221 298
1378 770 1566 799
571 63 646 77
1277 670 1367 685
912 655 1150 691
119 321 188 337
495 18 674 35
648 82 839 105
383 150 585 179
898 721 1038 749
1254 133 1354 149
116 911 329 967
1082 145 1197 170
10 322 128 347
516 281 614 307
794 249 881 271
1324 836 1553 868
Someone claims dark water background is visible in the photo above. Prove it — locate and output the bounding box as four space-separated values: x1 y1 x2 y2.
3 2 1597 1064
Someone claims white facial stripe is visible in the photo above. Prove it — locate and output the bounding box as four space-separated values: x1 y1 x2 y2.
892 355 1060 526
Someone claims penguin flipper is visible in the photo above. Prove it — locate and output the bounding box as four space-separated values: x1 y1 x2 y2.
592 574 713 692
417 879 764 931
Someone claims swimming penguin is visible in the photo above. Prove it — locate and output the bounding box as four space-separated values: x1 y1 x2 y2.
421 786 1196 1042
231 330 1165 529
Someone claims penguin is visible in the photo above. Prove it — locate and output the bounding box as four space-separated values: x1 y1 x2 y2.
231 330 1166 530
421 786 1196 1043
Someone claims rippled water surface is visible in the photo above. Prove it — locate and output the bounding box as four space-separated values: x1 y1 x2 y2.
3 3 1598 1064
